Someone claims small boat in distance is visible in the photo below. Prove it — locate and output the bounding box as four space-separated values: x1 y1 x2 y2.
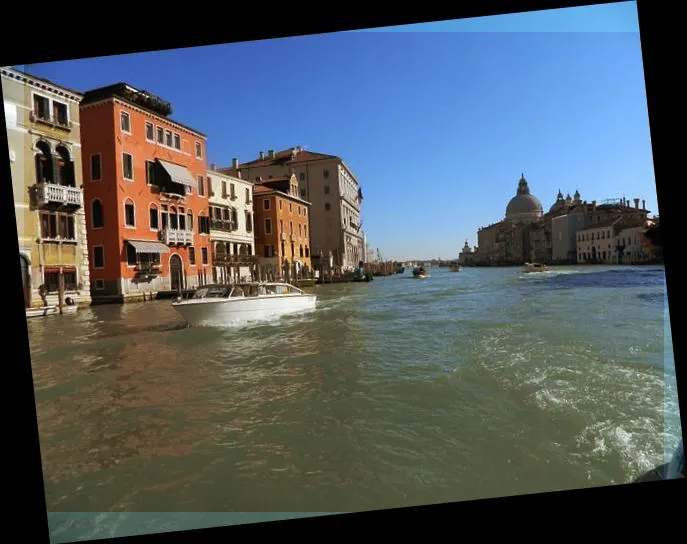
412 266 430 279
172 282 317 327
448 262 462 272
523 262 550 274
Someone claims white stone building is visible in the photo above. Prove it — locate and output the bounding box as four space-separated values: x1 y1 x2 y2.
206 168 257 282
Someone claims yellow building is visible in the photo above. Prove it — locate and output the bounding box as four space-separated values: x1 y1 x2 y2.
3 67 91 312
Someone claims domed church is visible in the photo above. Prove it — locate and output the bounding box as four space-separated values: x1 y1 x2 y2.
505 174 544 222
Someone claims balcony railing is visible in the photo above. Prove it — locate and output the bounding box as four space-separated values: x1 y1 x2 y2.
30 111 73 131
213 254 260 266
135 263 161 275
162 228 193 245
210 219 236 232
36 182 83 208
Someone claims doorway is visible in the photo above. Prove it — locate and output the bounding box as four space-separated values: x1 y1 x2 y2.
20 254 30 308
170 254 184 292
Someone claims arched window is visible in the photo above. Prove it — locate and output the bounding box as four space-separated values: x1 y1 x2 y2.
149 204 159 230
186 210 193 231
124 199 135 227
35 141 53 184
91 199 104 228
55 145 75 187
299 244 304 258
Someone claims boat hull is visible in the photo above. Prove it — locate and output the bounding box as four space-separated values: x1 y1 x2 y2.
172 294 317 327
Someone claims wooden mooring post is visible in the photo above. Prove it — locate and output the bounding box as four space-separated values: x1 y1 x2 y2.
57 267 65 315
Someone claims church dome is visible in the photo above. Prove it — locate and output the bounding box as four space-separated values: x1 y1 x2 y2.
505 174 543 221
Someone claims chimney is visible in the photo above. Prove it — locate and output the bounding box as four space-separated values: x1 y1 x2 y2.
232 157 238 169
592 200 596 213
259 151 264 160
210 162 216 170
237 170 241 179
268 149 275 159
642 199 646 210
634 198 639 209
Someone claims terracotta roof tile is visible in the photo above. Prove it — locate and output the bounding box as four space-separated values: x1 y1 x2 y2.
219 148 340 171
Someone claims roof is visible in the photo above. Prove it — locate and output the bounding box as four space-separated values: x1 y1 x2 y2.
1 67 83 99
220 147 341 171
579 218 622 231
252 185 311 205
80 82 207 137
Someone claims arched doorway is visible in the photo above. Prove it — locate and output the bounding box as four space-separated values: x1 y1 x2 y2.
591 246 597 263
20 254 30 308
170 254 184 292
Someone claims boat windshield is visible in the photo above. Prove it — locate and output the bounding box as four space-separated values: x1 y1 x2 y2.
264 284 302 295
194 286 231 298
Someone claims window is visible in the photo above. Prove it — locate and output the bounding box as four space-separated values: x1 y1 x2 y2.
179 207 186 230
93 246 105 268
145 122 154 141
289 203 292 213
161 205 168 229
201 247 208 264
127 244 137 266
120 111 131 133
122 153 133 180
91 154 102 181
40 212 75 240
169 207 178 229
187 211 193 231
91 199 104 228
279 200 283 210
45 268 77 293
189 247 196 265
197 175 205 196
300 188 306 198
323 169 329 178
33 95 50 120
124 201 135 227
53 102 68 126
264 245 274 258
174 133 181 150
149 206 159 230
324 185 330 194
246 212 253 232
230 183 236 199
289 221 293 234
245 187 251 202
156 127 163 144
95 279 105 290
195 141 202 158
299 173 306 181
198 215 210 234
165 130 173 147
222 181 227 197
143 160 155 185
265 218 272 235
305 247 310 258
298 206 301 216
325 202 331 211
263 199 270 211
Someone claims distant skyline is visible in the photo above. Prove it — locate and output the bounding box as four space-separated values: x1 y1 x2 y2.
16 2 656 261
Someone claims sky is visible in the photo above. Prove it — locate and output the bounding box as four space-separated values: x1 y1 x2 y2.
16 1 656 261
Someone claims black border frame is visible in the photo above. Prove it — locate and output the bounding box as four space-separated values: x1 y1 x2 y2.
2 1 682 542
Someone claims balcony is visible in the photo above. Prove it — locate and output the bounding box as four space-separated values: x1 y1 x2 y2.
161 228 193 245
135 263 161 276
36 182 83 209
30 111 73 131
211 219 236 232
214 254 260 266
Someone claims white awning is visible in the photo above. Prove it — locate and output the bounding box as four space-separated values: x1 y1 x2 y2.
157 159 196 189
127 240 171 253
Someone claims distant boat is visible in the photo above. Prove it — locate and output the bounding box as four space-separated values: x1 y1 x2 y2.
172 282 317 327
523 262 549 274
448 263 462 272
412 266 430 279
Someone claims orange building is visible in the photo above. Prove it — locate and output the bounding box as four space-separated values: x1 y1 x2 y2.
80 83 211 301
253 175 312 279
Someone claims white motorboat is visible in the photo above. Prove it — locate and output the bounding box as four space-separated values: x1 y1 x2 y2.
523 262 549 273
172 282 317 327
412 266 430 279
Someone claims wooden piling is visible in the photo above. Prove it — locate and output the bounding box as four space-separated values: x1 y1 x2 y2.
57 268 64 315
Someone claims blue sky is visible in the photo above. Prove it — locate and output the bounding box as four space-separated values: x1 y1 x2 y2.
19 2 655 261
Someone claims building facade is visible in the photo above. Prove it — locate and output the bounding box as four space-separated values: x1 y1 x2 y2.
576 219 623 264
252 175 312 280
3 67 92 311
79 83 211 301
206 169 257 282
551 211 585 263
219 147 364 272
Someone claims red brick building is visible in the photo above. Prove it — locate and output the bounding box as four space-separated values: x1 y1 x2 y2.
80 83 212 301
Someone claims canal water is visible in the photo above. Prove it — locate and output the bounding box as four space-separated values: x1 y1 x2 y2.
29 266 680 542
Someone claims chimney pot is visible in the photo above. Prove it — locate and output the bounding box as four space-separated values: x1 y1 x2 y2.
259 151 264 160
268 149 275 159
232 157 238 169
211 162 215 170
642 199 646 209
634 198 639 209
